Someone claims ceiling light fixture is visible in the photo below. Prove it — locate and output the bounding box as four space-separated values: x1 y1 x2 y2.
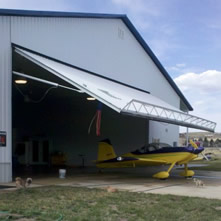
87 97 96 101
15 79 27 84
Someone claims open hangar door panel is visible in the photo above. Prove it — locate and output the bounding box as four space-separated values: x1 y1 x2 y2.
12 48 147 175
13 46 216 132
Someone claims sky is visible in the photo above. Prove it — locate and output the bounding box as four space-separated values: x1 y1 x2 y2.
1 0 221 132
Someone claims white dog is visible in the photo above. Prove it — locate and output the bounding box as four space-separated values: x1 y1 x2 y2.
193 178 205 187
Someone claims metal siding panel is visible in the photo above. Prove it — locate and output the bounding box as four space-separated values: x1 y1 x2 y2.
0 16 12 182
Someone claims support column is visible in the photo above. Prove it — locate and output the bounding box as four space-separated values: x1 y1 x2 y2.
186 127 189 146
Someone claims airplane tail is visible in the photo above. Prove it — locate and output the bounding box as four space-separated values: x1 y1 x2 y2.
97 139 116 162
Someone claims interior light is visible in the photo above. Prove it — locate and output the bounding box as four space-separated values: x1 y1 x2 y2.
87 97 96 101
15 79 27 84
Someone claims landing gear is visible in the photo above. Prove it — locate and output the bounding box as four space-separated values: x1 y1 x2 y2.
179 164 194 178
153 162 176 179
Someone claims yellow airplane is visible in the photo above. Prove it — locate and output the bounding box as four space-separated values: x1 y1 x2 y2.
95 139 203 179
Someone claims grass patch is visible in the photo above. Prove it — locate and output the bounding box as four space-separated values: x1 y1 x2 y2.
0 186 221 220
190 158 221 171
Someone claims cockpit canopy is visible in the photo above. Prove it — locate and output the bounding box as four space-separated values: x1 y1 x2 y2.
138 143 172 153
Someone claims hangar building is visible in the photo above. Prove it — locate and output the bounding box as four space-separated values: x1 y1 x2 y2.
0 9 216 183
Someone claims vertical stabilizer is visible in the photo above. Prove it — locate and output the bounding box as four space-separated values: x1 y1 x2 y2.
97 139 116 161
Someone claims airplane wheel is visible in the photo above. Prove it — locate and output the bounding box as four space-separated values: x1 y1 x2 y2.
180 170 195 177
153 171 169 179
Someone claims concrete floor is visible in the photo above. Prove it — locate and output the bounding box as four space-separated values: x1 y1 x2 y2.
2 166 221 200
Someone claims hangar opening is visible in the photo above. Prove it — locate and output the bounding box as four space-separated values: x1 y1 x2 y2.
12 49 148 176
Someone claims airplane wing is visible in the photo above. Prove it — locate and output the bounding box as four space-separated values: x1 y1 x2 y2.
130 157 167 166
96 156 168 168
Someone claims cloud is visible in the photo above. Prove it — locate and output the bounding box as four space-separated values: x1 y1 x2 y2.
167 63 186 72
176 63 186 68
111 0 160 17
174 70 221 131
208 23 221 30
174 70 221 93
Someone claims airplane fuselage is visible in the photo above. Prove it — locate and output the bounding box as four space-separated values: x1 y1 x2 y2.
96 146 204 168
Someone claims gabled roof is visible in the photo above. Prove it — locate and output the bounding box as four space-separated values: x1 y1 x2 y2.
0 8 193 111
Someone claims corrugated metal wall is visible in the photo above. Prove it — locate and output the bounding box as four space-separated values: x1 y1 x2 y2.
0 16 12 182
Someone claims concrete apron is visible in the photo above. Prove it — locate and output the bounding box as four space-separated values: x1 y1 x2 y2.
2 167 221 200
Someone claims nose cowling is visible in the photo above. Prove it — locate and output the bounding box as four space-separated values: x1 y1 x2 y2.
193 146 204 154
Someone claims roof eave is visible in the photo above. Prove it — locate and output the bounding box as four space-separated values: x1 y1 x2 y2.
0 8 127 19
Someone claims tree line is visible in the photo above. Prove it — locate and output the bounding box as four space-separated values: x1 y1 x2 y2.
196 137 221 147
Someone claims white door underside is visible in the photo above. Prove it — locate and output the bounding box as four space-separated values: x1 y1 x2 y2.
14 46 216 132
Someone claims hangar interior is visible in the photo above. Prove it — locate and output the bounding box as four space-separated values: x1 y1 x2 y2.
12 49 148 175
